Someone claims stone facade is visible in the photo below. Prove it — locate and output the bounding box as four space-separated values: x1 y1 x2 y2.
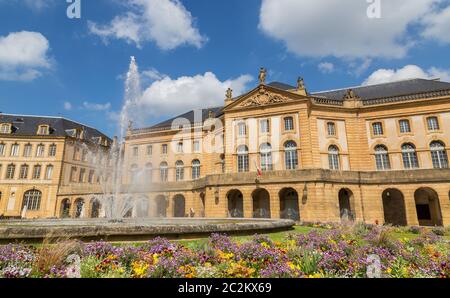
0 115 111 219
124 76 450 227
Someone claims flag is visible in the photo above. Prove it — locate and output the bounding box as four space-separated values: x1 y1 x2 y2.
254 160 262 178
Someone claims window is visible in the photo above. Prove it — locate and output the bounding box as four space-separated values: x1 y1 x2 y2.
177 142 183 153
260 119 270 134
328 145 340 170
399 119 411 133
49 144 57 157
327 122 336 136
73 147 80 160
192 159 201 179
193 140 200 153
372 122 383 136
0 143 5 156
145 163 152 182
284 141 298 170
37 125 49 135
374 145 391 170
19 164 29 179
0 123 11 134
36 144 45 157
22 190 42 211
45 165 54 180
132 146 138 157
6 164 15 179
238 122 246 136
129 164 138 183
162 144 168 155
260 143 273 171
70 166 77 182
160 162 168 182
81 149 88 162
284 117 294 131
79 168 86 183
23 144 32 157
430 141 448 169
427 116 439 131
10 144 19 156
147 145 153 156
88 170 94 183
402 143 419 169
237 145 249 172
33 165 41 179
175 161 184 181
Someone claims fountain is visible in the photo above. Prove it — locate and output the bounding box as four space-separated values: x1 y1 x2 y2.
0 57 295 243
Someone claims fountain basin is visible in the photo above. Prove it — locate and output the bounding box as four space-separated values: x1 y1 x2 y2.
0 218 295 243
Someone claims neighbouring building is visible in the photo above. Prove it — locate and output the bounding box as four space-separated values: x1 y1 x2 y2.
124 69 450 227
0 114 111 219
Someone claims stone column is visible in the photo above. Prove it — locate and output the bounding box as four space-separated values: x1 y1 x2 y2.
268 188 280 219
402 188 419 226
242 188 253 218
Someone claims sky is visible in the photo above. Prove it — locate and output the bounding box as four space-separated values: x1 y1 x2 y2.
0 0 450 137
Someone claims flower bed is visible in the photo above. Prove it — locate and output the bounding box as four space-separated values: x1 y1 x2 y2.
0 225 448 278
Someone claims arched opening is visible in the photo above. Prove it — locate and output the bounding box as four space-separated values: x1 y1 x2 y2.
382 189 407 226
338 189 355 221
227 189 243 218
173 195 186 217
279 188 300 221
22 189 42 211
155 195 167 217
252 188 271 218
74 198 85 218
60 198 71 218
136 195 149 217
414 188 443 226
90 198 101 218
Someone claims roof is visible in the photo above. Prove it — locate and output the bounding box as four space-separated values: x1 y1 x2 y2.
147 107 224 130
268 78 450 101
0 113 111 144
135 78 450 132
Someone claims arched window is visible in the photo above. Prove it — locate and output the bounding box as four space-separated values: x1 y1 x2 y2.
260 143 273 171
22 189 42 211
175 160 184 181
374 145 391 170
192 159 201 180
402 143 419 169
33 165 42 179
36 144 45 157
130 164 138 183
430 141 448 169
328 145 340 170
23 144 32 157
145 163 153 182
237 145 249 172
284 141 298 170
160 162 168 182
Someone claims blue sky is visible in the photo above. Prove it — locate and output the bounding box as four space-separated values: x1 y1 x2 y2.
0 0 449 137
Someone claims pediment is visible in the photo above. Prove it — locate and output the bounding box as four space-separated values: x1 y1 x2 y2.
226 85 300 112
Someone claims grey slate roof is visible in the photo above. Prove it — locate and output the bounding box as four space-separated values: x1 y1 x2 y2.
143 78 450 131
0 113 111 143
147 107 224 130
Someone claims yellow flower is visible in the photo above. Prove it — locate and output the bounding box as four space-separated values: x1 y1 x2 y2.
308 273 322 278
152 253 159 264
386 268 392 274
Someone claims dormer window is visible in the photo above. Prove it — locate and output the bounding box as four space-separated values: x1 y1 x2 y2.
0 123 11 134
37 125 50 135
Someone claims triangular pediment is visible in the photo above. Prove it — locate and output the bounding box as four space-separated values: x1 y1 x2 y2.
224 84 306 111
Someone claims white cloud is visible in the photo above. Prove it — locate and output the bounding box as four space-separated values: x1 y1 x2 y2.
0 31 51 81
64 101 73 111
89 0 207 50
136 72 253 118
362 65 450 85
82 101 112 111
24 0 54 11
318 62 334 74
259 0 440 59
421 5 450 43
